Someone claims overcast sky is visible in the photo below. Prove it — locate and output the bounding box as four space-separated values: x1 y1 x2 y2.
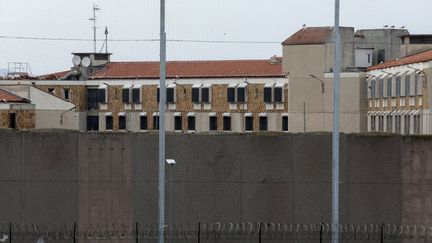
0 0 431 75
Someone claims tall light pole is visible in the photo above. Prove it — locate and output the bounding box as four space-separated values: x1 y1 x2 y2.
332 1 341 243
159 0 167 243
166 159 176 243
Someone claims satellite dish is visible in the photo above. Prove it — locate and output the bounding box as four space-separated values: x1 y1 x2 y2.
72 55 81 66
82 57 91 67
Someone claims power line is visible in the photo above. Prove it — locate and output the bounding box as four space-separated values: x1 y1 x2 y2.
0 35 280 44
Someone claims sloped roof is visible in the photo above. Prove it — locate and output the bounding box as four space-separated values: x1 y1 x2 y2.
367 49 432 71
37 70 69 80
282 27 333 45
0 88 29 103
87 59 284 79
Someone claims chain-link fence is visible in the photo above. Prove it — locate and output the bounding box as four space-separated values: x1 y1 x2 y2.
1 222 432 243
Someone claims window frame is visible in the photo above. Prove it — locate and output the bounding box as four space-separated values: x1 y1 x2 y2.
187 114 196 131
244 114 254 132
174 114 182 131
209 114 217 131
223 114 231 131
105 114 113 130
140 113 148 130
122 85 132 104
132 85 142 104
259 115 268 131
282 115 289 132
63 88 70 101
118 113 126 130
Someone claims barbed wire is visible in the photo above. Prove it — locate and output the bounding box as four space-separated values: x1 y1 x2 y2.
1 222 432 241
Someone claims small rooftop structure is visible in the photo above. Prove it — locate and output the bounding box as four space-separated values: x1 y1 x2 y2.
281 27 334 45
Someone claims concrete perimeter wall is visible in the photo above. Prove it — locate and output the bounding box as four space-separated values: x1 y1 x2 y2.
0 131 431 228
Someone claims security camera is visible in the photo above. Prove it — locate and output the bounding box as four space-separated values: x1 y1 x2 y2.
166 159 176 165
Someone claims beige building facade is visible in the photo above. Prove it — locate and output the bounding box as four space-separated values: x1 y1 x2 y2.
282 26 409 133
1 58 289 132
366 50 432 135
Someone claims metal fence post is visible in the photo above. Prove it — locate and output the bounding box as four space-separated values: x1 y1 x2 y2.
258 222 262 243
320 223 323 243
197 222 201 243
73 222 77 243
135 222 139 243
380 223 384 243
8 222 12 243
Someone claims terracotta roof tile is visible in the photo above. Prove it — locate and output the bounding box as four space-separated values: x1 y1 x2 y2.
282 27 333 45
88 59 284 79
37 70 69 80
367 49 432 71
0 88 29 103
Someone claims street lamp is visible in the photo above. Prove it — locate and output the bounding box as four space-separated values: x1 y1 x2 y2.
166 159 176 243
309 74 325 93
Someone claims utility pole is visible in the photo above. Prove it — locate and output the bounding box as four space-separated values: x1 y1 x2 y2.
158 1 167 243
89 3 100 53
332 1 341 243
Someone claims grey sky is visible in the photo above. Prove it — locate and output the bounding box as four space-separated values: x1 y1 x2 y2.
0 0 431 75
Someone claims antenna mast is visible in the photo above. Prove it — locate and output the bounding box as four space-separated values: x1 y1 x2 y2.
89 3 100 53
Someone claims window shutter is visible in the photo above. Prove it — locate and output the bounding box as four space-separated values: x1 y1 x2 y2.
237 87 246 102
274 87 283 102
227 87 236 102
201 87 210 102
98 89 106 103
133 88 141 104
264 87 272 102
122 88 130 103
192 87 200 103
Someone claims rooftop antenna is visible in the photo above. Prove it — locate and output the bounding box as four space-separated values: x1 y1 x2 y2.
89 3 101 53
105 26 108 53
